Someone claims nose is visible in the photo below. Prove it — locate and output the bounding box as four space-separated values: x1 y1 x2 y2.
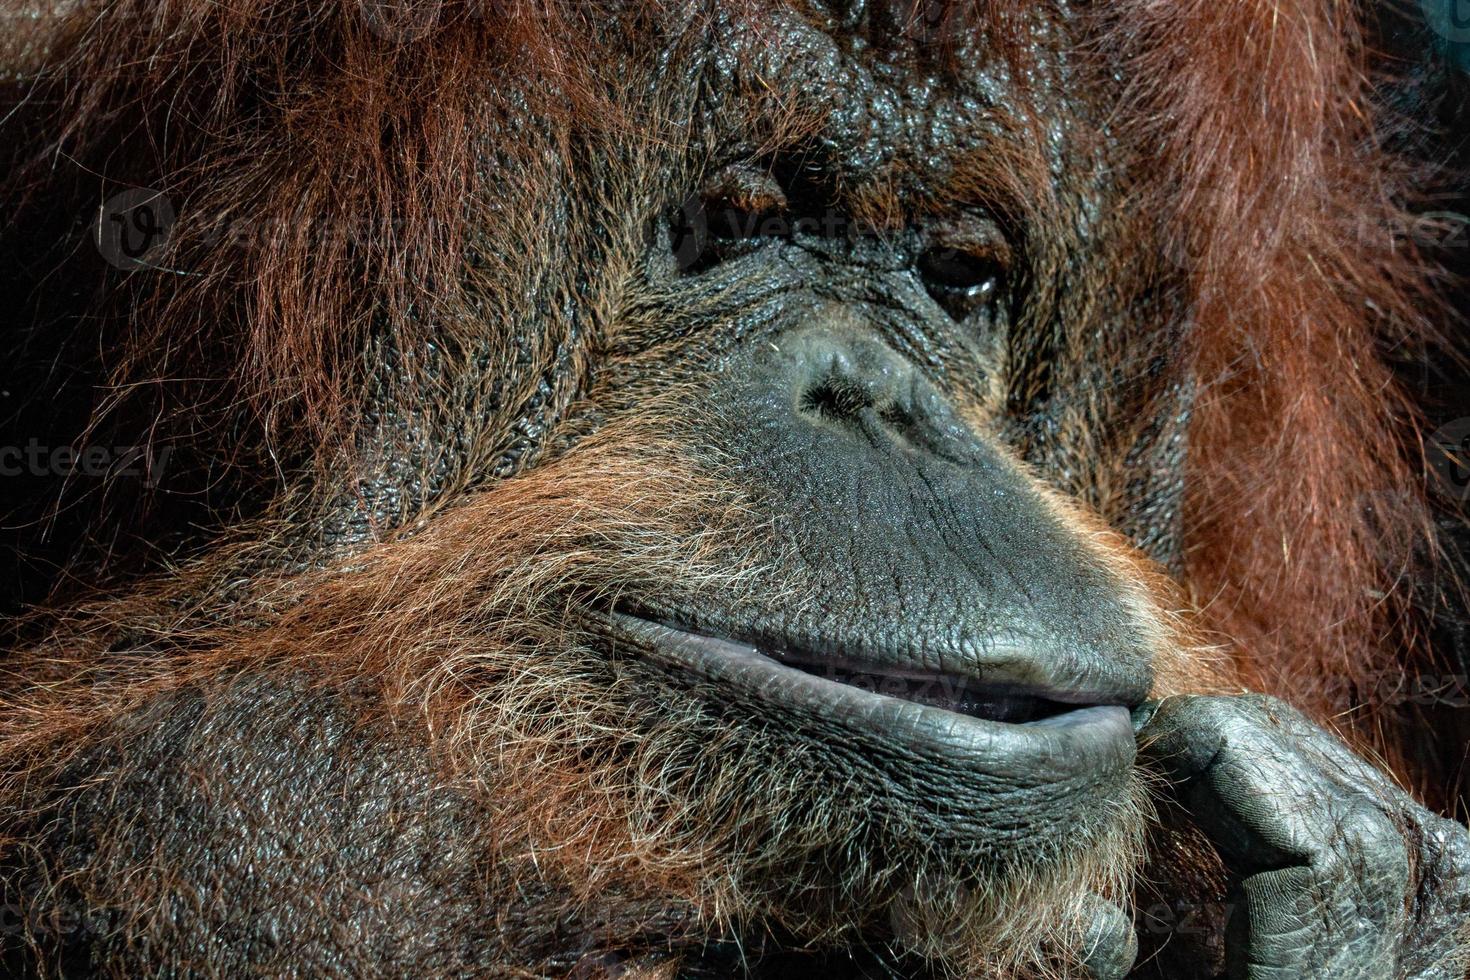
718 322 1158 708
760 327 974 463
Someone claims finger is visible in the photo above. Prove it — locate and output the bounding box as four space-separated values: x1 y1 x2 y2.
1135 695 1412 978
1078 894 1137 980
1137 695 1390 799
1395 812 1470 979
1136 696 1403 866
1229 859 1405 979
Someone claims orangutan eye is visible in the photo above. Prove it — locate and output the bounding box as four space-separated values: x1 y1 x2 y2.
919 219 1013 323
671 165 789 274
919 248 1004 320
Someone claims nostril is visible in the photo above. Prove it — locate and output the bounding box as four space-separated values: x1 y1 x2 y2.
800 376 876 422
876 400 917 435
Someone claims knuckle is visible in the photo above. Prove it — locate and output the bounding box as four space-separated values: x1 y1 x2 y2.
1420 812 1470 881
1153 693 1252 730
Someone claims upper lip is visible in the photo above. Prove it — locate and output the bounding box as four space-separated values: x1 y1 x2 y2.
606 606 1152 726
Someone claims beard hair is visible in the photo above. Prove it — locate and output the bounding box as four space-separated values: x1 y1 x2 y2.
449 630 1153 977
2 414 1177 976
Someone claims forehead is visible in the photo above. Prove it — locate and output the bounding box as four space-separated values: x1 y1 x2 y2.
699 0 1069 215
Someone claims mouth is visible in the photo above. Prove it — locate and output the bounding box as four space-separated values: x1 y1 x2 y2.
604 611 1145 780
734 650 1097 726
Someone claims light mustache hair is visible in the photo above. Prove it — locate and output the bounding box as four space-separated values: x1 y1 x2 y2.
1 409 1201 977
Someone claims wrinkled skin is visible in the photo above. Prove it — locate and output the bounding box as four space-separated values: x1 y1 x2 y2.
1 1 1468 978
1136 697 1470 979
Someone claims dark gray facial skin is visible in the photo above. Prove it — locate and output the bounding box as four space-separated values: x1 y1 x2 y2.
564 7 1470 971
596 235 1160 866
554 18 1150 888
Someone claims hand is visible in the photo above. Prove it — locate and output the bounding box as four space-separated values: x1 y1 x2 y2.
1136 694 1470 979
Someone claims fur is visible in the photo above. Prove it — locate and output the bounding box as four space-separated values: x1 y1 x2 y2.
0 0 1459 975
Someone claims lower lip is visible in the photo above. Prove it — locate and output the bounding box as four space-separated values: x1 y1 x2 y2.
609 615 1136 776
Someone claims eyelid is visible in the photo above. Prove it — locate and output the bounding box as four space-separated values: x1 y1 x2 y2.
711 189 787 217
924 217 1013 273
701 165 789 217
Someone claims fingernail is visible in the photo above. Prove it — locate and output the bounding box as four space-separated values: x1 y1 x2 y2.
1130 700 1160 734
